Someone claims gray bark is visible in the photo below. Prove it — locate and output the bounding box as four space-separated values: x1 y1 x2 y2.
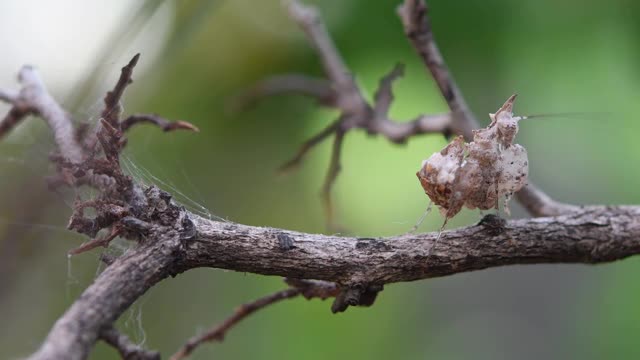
28 205 640 359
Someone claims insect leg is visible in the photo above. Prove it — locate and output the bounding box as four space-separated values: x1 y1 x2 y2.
426 217 449 267
407 201 433 234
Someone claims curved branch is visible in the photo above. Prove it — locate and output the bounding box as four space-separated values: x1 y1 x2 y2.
170 279 338 360
231 74 335 110
29 230 184 360
28 205 640 359
120 114 200 133
184 206 640 283
0 66 84 163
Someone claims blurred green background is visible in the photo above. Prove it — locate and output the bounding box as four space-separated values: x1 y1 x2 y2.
1 0 640 359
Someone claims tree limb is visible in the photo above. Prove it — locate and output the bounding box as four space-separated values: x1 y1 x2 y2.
0 66 84 163
27 204 640 360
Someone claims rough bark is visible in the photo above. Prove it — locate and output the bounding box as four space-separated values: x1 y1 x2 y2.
27 204 640 360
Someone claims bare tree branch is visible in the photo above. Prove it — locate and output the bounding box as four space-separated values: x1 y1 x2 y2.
374 63 404 116
120 114 200 133
170 279 338 360
100 326 160 360
0 66 84 163
26 204 640 360
515 182 581 216
68 226 122 255
321 129 345 227
397 0 479 137
170 288 301 360
231 74 335 110
278 118 341 173
103 54 140 127
288 0 357 96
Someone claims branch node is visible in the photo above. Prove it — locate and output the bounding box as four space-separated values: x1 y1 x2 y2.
100 326 160 360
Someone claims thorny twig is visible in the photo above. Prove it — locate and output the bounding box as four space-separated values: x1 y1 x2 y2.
0 54 199 257
68 226 123 255
121 114 200 132
243 0 576 227
100 326 160 360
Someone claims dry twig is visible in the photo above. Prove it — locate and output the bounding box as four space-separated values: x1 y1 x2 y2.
171 279 340 360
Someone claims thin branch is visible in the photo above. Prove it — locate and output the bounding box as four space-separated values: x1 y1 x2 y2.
102 53 140 127
516 183 581 216
83 54 140 152
287 0 356 95
100 326 160 360
120 114 199 133
371 112 451 143
231 74 335 111
0 66 84 162
170 288 301 360
321 129 345 228
278 118 341 173
397 0 479 138
171 279 340 360
68 226 122 255
374 63 404 116
0 106 29 138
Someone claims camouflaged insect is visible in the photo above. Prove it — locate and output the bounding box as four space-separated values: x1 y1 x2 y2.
417 94 528 219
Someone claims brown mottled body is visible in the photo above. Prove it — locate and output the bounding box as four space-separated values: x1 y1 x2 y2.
417 95 528 219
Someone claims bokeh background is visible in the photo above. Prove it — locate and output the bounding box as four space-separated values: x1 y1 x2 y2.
1 0 640 359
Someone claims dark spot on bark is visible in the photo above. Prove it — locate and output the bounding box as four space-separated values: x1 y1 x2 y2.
180 217 196 240
478 214 507 236
277 233 295 251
